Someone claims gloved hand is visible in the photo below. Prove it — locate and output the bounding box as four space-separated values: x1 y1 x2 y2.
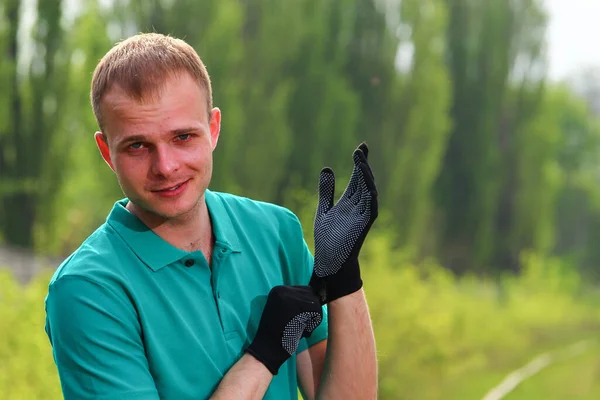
245 285 323 375
309 142 378 304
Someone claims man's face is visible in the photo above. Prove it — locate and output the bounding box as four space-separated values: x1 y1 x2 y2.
95 72 221 223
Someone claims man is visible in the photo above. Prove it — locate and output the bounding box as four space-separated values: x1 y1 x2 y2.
45 33 378 399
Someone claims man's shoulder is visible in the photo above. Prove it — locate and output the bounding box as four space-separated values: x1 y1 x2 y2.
208 190 302 226
48 222 127 287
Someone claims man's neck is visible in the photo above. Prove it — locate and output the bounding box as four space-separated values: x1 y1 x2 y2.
127 198 214 254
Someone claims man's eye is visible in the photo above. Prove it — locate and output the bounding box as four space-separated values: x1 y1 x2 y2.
177 134 191 141
129 142 143 149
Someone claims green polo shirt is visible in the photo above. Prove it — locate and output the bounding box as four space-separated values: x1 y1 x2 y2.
44 189 328 400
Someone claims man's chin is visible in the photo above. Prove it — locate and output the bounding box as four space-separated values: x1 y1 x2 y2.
145 205 191 221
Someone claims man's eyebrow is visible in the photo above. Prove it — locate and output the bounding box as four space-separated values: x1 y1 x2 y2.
118 135 147 146
170 127 198 135
117 128 200 147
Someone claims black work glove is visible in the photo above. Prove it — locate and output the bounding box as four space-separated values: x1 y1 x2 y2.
309 142 378 305
245 285 323 375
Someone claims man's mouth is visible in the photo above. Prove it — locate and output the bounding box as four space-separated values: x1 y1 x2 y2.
151 180 189 192
163 184 182 192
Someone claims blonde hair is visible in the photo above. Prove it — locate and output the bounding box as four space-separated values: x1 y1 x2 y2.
90 33 213 131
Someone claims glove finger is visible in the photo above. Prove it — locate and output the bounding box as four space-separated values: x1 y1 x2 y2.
301 312 323 338
355 144 376 185
358 160 378 218
317 167 336 215
358 141 369 160
352 148 371 202
289 285 323 307
354 148 376 196
358 158 377 197
341 148 363 201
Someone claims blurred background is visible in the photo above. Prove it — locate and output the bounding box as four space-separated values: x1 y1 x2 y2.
2 0 600 398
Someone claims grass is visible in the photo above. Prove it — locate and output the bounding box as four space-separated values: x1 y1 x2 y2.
505 339 600 400
442 333 599 400
301 339 600 400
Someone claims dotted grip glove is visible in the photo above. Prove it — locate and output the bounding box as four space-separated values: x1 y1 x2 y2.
245 285 323 375
309 142 378 305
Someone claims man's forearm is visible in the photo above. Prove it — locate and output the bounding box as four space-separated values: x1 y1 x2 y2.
211 354 273 400
317 289 378 400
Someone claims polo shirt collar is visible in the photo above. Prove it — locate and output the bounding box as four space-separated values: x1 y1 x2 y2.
106 189 241 272
204 189 242 253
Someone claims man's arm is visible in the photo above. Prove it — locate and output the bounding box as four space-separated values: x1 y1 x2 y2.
296 340 327 399
214 284 324 399
45 276 161 400
47 276 322 400
316 289 377 399
296 290 377 400
211 354 273 399
305 142 379 399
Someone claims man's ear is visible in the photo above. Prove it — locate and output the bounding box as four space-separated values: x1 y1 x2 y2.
94 131 115 171
209 107 221 150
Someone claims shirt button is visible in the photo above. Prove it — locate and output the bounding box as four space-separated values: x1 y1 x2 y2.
184 259 195 267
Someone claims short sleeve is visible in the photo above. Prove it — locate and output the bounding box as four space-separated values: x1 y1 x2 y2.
45 275 160 400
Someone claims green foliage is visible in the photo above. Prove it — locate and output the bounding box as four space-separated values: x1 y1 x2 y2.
0 269 62 399
361 234 600 399
386 0 452 255
1 0 600 282
3 234 600 398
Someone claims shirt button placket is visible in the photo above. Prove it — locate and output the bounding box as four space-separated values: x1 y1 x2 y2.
213 247 228 331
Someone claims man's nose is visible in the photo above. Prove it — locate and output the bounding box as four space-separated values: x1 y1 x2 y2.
151 145 179 177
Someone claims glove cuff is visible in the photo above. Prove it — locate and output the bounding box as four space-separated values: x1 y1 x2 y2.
310 260 363 304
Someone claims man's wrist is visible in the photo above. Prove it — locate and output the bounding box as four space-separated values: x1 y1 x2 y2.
210 353 274 400
244 340 285 376
241 352 275 377
327 287 365 308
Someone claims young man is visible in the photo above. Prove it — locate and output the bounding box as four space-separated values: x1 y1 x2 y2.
45 33 378 399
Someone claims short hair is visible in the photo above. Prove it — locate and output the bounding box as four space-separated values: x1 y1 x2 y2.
90 33 213 132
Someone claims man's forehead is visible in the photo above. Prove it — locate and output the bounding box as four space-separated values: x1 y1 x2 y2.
98 73 210 141
102 72 206 108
